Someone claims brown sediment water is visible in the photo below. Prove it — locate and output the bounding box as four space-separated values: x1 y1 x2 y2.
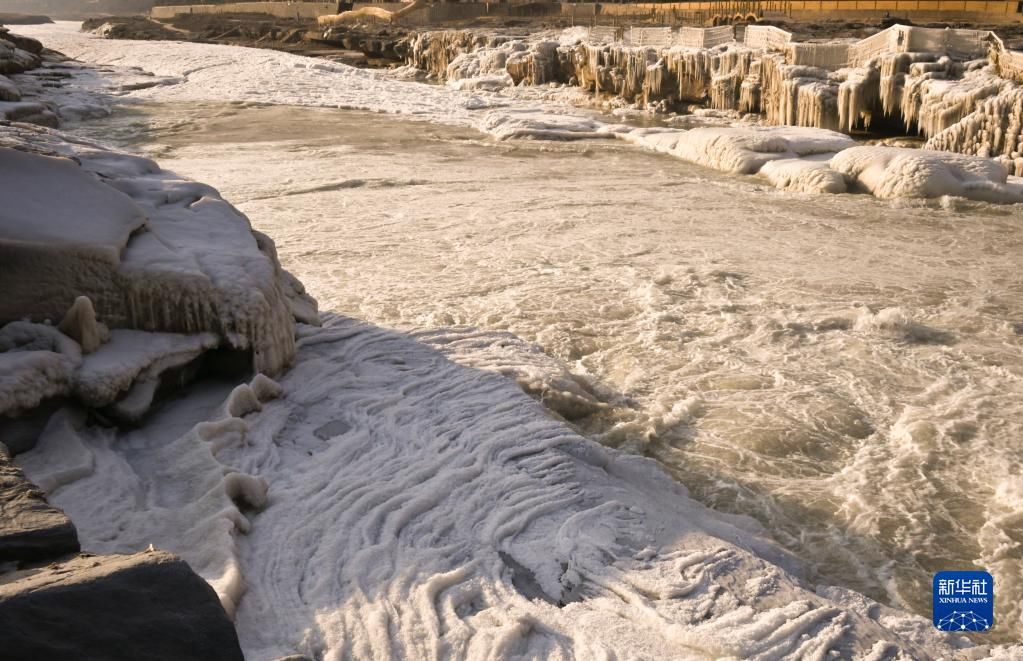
67 99 1023 642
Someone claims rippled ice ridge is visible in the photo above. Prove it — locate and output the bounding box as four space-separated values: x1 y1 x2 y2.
19 22 1023 645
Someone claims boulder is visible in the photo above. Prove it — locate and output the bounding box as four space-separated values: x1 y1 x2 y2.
0 550 244 660
0 445 78 562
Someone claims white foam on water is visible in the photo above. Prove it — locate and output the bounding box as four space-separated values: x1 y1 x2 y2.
18 316 984 659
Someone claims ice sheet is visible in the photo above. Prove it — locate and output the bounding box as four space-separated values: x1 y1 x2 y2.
19 315 979 659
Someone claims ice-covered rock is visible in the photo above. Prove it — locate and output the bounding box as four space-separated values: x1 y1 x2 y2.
74 329 220 409
0 443 79 562
760 56 842 131
831 145 1023 202
0 123 317 379
926 79 1023 175
0 322 80 417
57 296 109 353
626 125 855 175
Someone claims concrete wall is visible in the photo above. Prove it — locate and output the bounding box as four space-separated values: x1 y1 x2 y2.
151 2 338 20
150 0 1023 24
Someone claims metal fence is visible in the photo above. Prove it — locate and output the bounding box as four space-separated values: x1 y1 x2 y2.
846 27 894 67
787 42 851 68
627 26 673 47
588 25 737 48
743 25 792 51
585 23 1002 72
997 49 1023 84
588 26 619 44
677 25 734 48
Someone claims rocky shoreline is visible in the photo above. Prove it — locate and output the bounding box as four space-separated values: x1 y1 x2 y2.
1 25 314 659
83 13 411 67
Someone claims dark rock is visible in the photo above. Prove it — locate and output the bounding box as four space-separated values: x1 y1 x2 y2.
0 447 79 562
2 31 42 55
0 400 63 455
0 14 53 26
0 550 244 660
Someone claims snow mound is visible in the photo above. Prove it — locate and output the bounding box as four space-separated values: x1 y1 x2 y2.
0 123 318 381
760 156 849 194
831 145 1023 202
625 125 855 175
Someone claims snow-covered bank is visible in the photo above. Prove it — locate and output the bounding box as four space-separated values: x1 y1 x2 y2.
0 122 315 388
17 22 1023 205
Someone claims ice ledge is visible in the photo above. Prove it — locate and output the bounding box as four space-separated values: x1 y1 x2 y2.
0 122 318 382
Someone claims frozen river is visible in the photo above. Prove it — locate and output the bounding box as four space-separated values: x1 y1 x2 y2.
18 22 1023 648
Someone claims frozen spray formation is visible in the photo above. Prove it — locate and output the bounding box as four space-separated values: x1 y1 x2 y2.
0 122 315 388
0 122 317 424
400 25 1023 176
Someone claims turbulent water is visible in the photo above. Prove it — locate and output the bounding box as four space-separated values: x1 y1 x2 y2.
18 22 1023 646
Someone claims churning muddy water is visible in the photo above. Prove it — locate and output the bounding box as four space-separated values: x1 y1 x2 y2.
62 98 1023 642
16 18 1023 646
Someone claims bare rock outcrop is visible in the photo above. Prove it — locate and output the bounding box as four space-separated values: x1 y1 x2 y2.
0 550 244 660
0 445 79 562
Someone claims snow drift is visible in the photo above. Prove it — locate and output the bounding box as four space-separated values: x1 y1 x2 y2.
832 145 1023 202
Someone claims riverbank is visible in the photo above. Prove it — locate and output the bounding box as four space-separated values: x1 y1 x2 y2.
0 13 53 25
4 21 1023 656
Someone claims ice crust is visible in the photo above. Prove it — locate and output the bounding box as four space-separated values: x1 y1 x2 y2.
18 315 982 659
832 145 1023 202
0 123 316 383
624 125 854 174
